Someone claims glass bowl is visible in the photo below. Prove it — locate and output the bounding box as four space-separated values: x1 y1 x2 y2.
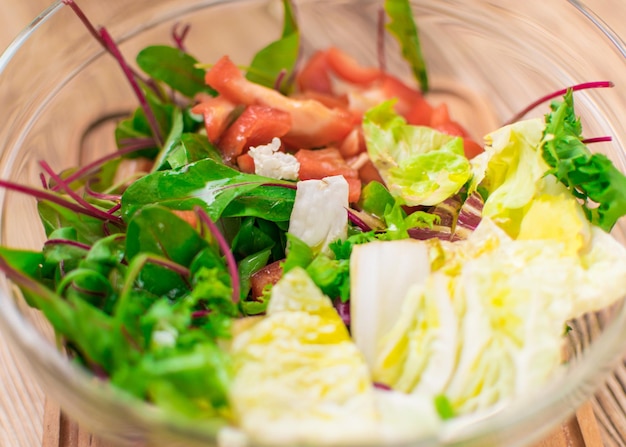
0 0 625 446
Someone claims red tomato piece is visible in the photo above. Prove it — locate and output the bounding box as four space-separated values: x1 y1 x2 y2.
191 96 237 143
171 210 198 228
338 127 366 158
236 153 256 174
296 50 333 94
218 105 291 163
379 74 425 116
250 260 284 299
405 96 434 126
292 90 349 110
326 47 381 85
205 56 355 148
295 147 362 203
463 138 484 159
358 159 385 186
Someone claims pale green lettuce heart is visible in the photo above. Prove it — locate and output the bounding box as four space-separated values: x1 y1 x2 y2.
363 101 471 206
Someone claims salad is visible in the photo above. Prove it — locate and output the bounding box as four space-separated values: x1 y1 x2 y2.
2 0 626 445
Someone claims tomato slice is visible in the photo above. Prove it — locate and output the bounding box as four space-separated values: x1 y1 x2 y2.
428 104 483 158
326 47 381 85
462 138 484 159
205 56 355 149
338 127 365 158
250 260 284 300
191 96 237 143
236 153 256 174
358 159 385 186
218 105 291 163
295 147 362 203
296 50 333 94
379 74 425 116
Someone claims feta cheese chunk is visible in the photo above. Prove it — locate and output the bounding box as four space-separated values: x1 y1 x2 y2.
248 137 300 180
287 175 349 255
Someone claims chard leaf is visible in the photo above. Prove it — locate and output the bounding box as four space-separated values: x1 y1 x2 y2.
56 268 114 309
125 205 208 298
153 107 184 171
282 233 314 273
246 0 300 94
0 247 43 279
166 133 221 170
359 181 395 219
542 90 626 231
384 0 429 92
136 45 214 98
38 201 111 245
121 158 293 222
222 185 295 222
80 234 126 277
0 255 119 370
238 248 272 301
114 90 178 155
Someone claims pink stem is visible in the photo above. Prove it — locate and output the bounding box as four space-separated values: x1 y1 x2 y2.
582 136 613 144
98 27 163 146
52 144 154 192
39 161 123 225
194 207 241 304
504 81 614 125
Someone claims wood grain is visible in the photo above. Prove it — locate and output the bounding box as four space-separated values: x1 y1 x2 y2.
0 1 625 446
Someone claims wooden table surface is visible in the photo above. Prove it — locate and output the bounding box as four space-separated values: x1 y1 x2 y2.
1 1 626 446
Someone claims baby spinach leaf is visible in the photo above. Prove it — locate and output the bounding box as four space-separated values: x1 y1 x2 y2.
136 45 214 98
384 0 429 92
246 0 300 94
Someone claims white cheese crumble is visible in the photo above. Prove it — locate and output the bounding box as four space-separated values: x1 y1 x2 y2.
248 137 300 180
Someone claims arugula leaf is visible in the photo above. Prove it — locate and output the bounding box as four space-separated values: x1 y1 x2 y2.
384 0 429 92
136 45 214 98
542 90 626 231
246 0 300 94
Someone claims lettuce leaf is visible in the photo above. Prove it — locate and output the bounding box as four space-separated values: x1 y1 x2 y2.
469 118 548 236
363 101 471 206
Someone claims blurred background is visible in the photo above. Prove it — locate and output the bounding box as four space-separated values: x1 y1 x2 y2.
0 0 624 446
